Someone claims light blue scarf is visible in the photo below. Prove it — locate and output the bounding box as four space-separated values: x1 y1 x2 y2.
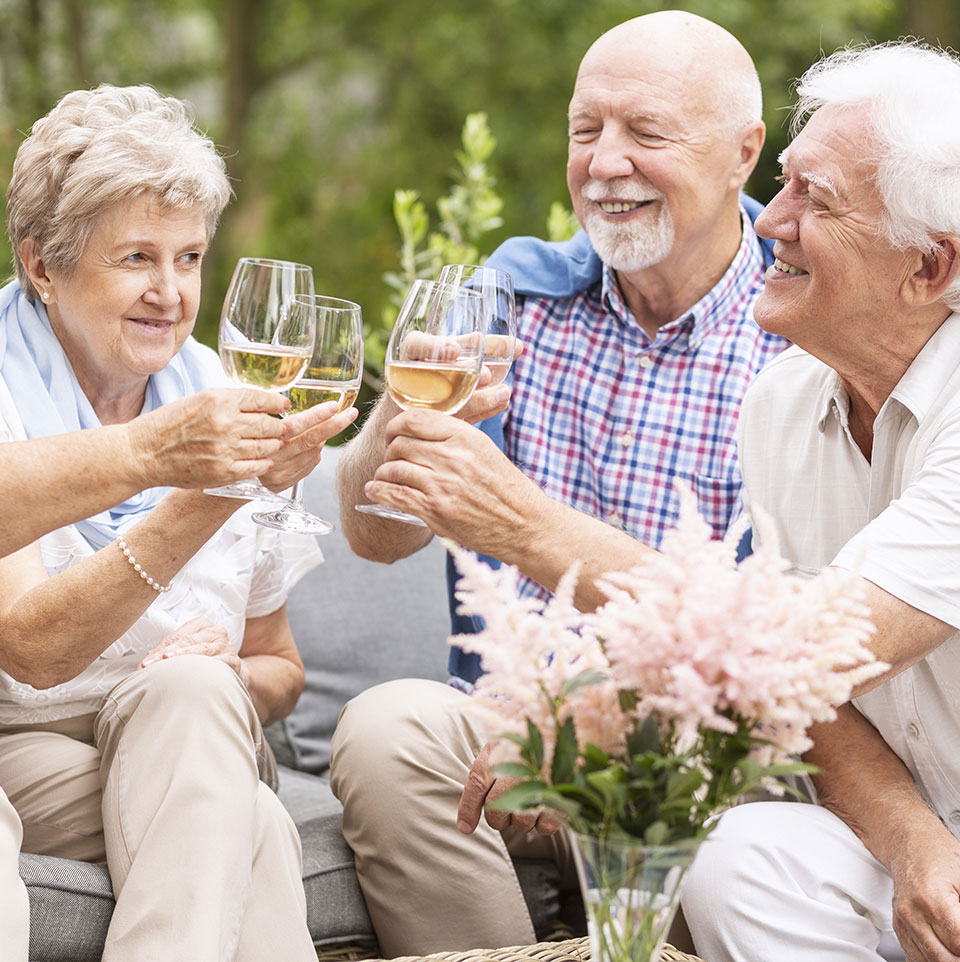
0 279 226 550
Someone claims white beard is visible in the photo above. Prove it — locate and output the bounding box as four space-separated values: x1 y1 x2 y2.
583 202 675 272
579 178 675 272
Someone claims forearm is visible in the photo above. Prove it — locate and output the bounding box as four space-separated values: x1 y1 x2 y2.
0 426 147 556
239 653 304 726
492 489 656 612
806 704 948 871
337 396 433 562
0 490 241 687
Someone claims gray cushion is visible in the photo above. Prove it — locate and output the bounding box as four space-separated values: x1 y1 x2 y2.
268 444 452 774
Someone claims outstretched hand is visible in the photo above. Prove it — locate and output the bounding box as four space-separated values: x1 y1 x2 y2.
456 742 562 836
129 387 290 489
259 401 358 493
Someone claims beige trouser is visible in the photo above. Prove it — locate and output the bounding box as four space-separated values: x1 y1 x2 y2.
0 655 316 962
0 786 28 961
330 678 575 957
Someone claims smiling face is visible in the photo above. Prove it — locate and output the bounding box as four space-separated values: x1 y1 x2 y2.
566 22 756 276
753 104 917 352
37 194 207 413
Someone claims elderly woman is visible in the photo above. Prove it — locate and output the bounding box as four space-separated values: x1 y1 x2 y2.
0 85 354 961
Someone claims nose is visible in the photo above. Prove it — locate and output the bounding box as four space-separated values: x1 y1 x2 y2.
754 186 799 243
587 125 637 182
142 263 181 310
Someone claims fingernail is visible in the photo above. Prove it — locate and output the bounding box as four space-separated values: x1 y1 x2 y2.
457 820 472 834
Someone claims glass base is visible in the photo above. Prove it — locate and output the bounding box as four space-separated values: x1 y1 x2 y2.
354 503 428 527
203 479 288 502
252 505 334 535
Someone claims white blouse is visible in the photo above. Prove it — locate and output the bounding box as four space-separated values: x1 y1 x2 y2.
0 374 323 724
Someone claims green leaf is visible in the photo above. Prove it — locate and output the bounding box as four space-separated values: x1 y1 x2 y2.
551 716 578 785
644 820 671 846
628 715 662 756
561 668 607 699
665 769 704 802
487 781 550 812
494 762 540 779
526 719 544 772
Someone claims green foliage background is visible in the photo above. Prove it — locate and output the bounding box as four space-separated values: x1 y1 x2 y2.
0 0 953 355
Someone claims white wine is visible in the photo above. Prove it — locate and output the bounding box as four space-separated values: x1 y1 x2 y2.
483 357 512 386
385 361 479 414
221 342 310 390
287 364 359 414
288 383 359 414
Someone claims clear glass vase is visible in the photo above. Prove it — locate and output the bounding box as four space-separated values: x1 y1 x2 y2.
569 830 698 962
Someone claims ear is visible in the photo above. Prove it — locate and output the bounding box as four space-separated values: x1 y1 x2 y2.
18 238 56 303
901 236 960 307
728 121 766 191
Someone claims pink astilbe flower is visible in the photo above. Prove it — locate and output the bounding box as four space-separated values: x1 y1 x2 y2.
447 486 885 839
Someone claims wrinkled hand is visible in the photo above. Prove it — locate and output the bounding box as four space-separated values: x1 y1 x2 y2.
890 830 960 962
129 388 290 489
258 401 358 493
139 616 248 685
364 409 543 555
456 742 561 836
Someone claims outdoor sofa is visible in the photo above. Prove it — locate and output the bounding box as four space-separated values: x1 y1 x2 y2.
19 443 565 961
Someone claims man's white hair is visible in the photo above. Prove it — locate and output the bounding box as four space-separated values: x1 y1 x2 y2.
792 42 960 308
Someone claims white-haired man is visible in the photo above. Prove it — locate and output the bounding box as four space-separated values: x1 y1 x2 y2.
331 11 786 956
680 42 960 962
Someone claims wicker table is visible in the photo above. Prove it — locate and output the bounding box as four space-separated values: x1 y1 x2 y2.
317 936 705 962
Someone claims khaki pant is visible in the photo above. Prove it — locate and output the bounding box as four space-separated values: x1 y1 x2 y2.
330 678 575 957
0 655 316 962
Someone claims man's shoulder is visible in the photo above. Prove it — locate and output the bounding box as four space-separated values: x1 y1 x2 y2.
486 231 601 299
745 345 831 408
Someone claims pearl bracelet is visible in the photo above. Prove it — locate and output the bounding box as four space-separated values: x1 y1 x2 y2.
117 538 173 593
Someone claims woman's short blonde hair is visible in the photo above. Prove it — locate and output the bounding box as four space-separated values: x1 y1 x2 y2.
7 84 232 300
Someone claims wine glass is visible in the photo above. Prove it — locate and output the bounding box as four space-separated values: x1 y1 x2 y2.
252 295 364 534
204 257 315 501
437 264 517 385
355 278 484 526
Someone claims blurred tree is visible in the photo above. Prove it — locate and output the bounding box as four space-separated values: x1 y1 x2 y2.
0 0 950 360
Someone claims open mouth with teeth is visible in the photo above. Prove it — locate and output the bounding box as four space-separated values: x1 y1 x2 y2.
773 257 808 276
597 199 655 214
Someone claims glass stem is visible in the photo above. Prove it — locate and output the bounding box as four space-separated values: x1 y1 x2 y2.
287 480 305 510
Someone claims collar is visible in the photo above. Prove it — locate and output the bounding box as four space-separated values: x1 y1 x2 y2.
600 208 764 348
816 311 960 432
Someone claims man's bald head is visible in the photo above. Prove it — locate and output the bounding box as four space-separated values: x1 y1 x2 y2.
578 12 762 133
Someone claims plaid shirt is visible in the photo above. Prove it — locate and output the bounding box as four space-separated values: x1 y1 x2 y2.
503 212 788 604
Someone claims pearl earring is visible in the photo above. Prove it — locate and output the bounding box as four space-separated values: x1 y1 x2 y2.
41 292 50 302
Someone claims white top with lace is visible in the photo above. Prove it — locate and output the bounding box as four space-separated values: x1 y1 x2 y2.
0 374 323 723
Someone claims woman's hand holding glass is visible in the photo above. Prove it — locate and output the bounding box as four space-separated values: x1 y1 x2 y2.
253 295 364 534
205 256 315 502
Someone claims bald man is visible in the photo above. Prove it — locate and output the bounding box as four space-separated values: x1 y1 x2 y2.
331 12 786 954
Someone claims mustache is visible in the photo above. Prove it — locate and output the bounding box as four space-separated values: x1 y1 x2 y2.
581 177 663 203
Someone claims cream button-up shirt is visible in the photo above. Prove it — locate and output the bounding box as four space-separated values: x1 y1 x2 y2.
737 313 960 833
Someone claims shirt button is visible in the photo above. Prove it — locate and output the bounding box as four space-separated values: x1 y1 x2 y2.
907 722 920 738
950 811 960 826
619 432 634 447
605 511 621 525
638 356 653 369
